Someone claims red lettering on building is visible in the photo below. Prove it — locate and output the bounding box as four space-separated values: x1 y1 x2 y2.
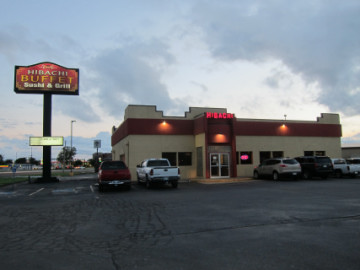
206 112 234 119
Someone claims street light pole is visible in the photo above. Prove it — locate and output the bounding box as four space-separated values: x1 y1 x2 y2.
70 120 76 174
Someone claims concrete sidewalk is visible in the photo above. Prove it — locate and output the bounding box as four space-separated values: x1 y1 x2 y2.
189 177 254 184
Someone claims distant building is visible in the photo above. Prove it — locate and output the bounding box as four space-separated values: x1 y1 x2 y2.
342 146 360 158
111 105 342 180
93 152 112 162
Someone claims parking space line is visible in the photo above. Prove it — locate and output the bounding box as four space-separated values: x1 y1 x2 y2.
90 185 94 193
29 188 45 196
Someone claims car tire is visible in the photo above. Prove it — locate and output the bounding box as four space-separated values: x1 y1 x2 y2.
272 171 279 181
303 170 312 180
146 179 151 189
334 170 343 178
253 171 259 179
171 181 178 188
99 184 104 192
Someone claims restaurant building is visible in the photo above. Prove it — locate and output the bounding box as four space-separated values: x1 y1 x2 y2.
111 105 342 180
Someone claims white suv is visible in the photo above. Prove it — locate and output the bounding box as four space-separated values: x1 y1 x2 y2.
253 158 302 180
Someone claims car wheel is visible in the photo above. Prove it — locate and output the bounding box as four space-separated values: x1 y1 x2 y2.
272 171 279 181
253 171 259 179
303 171 312 180
171 181 178 188
334 170 342 178
146 179 151 189
98 184 104 192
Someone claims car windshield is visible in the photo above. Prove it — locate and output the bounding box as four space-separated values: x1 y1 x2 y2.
283 159 298 165
317 157 331 164
347 159 360 164
147 160 169 167
101 161 127 170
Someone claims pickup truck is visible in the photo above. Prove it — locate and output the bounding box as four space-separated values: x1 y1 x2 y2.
331 158 360 178
136 158 180 188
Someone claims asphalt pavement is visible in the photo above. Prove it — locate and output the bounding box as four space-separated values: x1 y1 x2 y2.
0 175 360 270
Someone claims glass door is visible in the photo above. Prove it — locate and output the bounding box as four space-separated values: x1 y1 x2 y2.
210 153 230 178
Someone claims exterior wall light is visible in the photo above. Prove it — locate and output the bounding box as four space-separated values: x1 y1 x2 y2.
282 114 287 127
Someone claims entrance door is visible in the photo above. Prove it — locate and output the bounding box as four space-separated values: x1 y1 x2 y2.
210 153 230 178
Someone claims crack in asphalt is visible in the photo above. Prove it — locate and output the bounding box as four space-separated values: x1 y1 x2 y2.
171 214 360 237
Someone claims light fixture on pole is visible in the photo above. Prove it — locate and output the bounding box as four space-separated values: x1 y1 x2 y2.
282 114 287 128
70 120 76 174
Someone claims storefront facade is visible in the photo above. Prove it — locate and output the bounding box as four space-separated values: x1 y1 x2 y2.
111 105 342 180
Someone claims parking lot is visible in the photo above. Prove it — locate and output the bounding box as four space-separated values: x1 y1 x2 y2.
1 175 360 270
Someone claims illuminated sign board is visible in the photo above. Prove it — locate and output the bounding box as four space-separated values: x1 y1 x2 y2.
206 112 234 119
29 136 64 146
14 62 79 95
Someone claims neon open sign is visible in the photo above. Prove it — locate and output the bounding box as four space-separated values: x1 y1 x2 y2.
206 112 234 119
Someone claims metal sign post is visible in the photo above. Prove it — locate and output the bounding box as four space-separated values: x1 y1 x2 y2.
94 140 101 172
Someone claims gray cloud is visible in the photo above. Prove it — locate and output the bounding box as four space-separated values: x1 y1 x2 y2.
85 39 187 118
191 0 360 115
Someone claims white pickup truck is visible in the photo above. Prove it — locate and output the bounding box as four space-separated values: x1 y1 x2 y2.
136 158 180 188
331 158 360 178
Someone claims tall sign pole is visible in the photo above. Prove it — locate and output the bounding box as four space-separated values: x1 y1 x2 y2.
43 93 52 180
14 62 79 182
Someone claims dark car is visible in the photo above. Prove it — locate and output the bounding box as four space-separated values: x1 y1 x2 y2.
98 161 132 191
294 156 333 179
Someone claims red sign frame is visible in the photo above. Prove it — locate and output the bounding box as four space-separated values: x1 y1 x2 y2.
14 62 79 95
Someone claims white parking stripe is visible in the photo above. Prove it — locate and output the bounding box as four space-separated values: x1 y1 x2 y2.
29 188 45 196
90 185 94 193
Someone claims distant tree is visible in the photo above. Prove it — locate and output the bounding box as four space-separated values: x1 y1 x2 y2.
57 147 76 166
88 158 96 167
15 157 27 164
28 157 40 165
0 154 3 165
74 160 83 167
5 159 13 165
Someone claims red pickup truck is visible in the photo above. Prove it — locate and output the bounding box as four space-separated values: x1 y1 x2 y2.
98 160 132 191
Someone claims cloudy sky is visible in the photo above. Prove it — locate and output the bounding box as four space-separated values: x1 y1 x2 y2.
1 0 360 161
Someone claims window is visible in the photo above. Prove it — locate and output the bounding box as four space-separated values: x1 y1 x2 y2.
272 151 283 158
260 151 271 163
303 151 326 156
240 151 253 165
178 152 192 166
162 152 177 166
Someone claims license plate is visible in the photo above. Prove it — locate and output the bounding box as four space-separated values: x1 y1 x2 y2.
292 172 297 175
163 177 169 181
110 180 124 185
323 165 327 168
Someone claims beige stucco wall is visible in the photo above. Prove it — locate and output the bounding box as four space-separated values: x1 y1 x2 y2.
112 134 196 180
236 136 342 177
